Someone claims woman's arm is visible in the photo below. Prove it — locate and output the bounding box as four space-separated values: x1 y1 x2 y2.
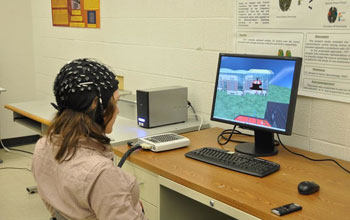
88 166 146 220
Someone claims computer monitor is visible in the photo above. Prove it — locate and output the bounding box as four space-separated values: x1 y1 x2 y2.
211 53 302 156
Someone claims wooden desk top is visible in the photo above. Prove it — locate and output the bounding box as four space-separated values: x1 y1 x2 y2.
112 127 350 220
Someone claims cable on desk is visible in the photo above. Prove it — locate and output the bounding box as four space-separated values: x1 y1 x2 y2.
277 134 350 174
217 126 250 145
217 126 279 146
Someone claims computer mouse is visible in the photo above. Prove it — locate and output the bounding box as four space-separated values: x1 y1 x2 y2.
298 181 320 195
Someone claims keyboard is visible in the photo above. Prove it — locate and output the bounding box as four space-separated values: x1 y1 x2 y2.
185 147 280 177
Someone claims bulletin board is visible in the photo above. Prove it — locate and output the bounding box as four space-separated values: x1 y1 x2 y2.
51 0 100 28
234 0 350 103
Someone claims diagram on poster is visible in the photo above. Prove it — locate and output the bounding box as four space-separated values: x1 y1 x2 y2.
235 0 350 103
51 0 100 28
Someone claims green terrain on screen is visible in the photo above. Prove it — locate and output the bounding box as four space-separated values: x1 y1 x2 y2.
214 85 291 120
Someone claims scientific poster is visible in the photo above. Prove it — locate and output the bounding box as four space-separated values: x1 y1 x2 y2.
234 0 350 103
51 0 100 28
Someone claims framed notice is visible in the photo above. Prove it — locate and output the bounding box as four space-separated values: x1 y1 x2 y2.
51 0 100 28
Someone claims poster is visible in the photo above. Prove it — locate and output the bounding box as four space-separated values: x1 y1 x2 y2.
235 0 350 103
51 0 100 28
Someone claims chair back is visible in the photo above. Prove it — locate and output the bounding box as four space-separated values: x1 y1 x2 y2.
50 210 68 220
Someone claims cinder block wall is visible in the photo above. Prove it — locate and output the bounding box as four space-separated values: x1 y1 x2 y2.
24 0 350 161
0 0 36 139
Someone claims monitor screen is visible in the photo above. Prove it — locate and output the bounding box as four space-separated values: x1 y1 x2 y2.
211 53 302 156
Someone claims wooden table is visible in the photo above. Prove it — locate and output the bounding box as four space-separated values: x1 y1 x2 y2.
113 127 350 220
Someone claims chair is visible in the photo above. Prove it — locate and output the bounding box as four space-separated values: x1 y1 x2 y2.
50 210 68 220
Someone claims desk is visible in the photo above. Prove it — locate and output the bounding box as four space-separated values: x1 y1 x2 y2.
0 87 5 163
4 98 208 145
112 127 350 220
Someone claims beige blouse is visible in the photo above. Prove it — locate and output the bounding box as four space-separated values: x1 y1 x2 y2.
32 137 146 220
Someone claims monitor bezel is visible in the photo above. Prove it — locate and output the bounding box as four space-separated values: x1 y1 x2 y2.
210 53 302 135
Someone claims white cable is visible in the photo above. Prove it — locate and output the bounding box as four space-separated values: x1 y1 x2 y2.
0 139 11 152
188 114 203 131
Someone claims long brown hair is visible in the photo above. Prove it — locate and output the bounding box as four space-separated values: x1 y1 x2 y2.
47 96 116 163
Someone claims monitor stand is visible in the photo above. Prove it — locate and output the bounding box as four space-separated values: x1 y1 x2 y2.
234 130 277 157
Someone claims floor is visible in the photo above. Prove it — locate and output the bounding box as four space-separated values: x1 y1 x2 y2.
0 144 51 220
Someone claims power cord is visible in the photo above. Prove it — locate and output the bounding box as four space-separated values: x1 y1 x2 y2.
218 127 349 173
277 134 350 174
0 139 12 152
8 148 33 155
187 101 204 131
1 139 34 155
187 101 198 121
217 126 280 146
217 126 254 145
0 129 33 170
0 167 32 172
0 112 34 156
188 114 203 131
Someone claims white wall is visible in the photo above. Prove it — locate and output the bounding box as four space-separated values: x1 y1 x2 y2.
0 0 36 139
4 0 346 161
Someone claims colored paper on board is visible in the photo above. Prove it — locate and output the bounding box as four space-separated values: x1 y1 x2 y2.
51 0 100 28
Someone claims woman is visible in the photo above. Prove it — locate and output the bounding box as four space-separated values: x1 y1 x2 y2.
32 59 146 220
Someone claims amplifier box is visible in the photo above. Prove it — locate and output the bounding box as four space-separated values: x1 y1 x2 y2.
136 86 188 128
